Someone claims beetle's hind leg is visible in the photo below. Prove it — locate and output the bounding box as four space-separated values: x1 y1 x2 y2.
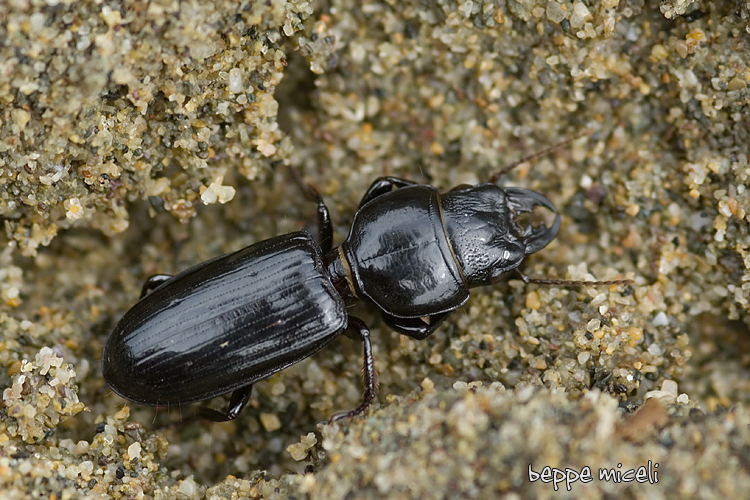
140 274 173 298
196 385 253 422
329 316 378 423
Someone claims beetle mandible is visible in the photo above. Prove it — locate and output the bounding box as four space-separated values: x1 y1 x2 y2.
102 145 631 422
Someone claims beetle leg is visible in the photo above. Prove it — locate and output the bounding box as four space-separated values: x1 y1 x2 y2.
289 166 333 253
308 189 333 254
329 316 378 422
318 200 333 254
358 177 419 208
140 274 173 298
196 385 253 422
381 311 451 340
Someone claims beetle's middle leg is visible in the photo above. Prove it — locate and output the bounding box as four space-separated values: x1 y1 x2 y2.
289 166 333 253
358 177 418 208
140 274 173 298
196 384 253 422
329 316 377 422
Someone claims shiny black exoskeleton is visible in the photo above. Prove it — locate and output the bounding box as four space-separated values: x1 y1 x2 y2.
102 176 562 422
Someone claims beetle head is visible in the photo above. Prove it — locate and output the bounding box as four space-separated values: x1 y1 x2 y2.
441 184 560 287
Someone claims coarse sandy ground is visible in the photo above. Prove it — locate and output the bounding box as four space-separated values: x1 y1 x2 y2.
1 1 750 499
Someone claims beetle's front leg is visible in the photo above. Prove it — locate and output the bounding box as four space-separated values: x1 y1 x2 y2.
140 274 173 298
329 316 377 422
196 385 253 422
358 177 419 208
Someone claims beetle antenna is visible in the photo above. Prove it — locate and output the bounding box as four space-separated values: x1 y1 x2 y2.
515 269 634 287
489 130 593 184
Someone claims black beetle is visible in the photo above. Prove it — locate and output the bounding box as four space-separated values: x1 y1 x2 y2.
103 162 630 422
